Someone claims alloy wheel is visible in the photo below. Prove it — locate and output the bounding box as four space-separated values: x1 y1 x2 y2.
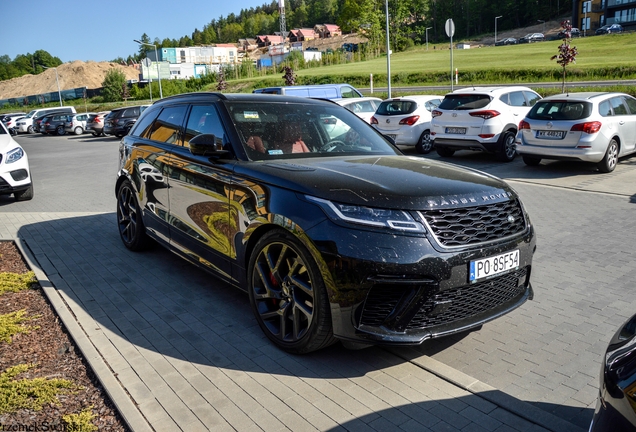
117 184 140 246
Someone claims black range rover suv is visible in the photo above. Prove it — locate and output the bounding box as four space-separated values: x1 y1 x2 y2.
116 92 536 353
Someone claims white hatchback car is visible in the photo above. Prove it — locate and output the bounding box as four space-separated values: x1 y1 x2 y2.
0 122 33 201
333 97 382 123
371 95 443 154
431 86 541 161
516 92 636 173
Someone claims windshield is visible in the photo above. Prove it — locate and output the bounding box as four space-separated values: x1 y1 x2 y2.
225 100 400 161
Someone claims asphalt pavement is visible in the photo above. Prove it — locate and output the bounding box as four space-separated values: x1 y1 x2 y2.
4 132 636 431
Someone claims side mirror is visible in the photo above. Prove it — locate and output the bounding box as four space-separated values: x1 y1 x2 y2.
189 133 230 158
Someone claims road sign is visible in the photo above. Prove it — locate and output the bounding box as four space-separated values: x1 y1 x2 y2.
142 58 152 68
445 19 455 38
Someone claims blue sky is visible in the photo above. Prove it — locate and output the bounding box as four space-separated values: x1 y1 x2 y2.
2 0 270 63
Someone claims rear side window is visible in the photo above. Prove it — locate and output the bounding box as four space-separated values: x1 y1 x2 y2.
131 107 161 137
610 97 628 115
376 100 417 115
524 91 541 106
438 94 491 110
148 106 188 145
527 101 593 120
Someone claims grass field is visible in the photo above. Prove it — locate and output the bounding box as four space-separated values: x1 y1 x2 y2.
296 32 636 78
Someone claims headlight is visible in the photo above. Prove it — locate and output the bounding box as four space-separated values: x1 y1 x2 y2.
307 196 426 233
6 147 24 164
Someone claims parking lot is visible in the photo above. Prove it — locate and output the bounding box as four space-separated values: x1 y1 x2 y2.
3 131 636 431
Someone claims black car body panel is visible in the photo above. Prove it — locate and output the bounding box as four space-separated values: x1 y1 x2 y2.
590 313 636 431
116 93 536 351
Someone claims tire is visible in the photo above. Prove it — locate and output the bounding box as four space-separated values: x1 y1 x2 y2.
522 155 542 166
496 130 517 162
27 125 33 134
74 126 83 135
14 184 34 201
598 138 619 173
436 146 455 157
415 130 432 154
248 229 336 354
116 180 150 251
56 125 65 136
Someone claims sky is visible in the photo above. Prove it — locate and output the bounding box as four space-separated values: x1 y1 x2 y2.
2 0 271 63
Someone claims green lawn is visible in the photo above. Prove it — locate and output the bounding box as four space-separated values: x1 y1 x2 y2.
295 32 636 78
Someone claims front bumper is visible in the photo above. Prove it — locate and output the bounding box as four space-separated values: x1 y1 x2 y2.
306 218 536 345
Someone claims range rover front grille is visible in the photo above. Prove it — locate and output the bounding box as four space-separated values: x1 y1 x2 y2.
359 267 528 330
419 199 526 248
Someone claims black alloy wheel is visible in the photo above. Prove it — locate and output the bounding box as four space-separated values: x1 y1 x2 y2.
415 130 432 154
598 139 619 173
248 229 335 354
497 130 517 162
116 180 149 251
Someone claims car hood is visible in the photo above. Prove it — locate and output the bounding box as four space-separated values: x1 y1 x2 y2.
235 155 515 210
0 134 21 154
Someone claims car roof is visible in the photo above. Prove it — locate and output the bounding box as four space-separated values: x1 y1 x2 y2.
155 92 337 107
449 86 534 95
332 97 382 104
381 95 443 102
541 92 626 102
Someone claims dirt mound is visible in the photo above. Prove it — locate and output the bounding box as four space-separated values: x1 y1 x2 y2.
0 61 141 100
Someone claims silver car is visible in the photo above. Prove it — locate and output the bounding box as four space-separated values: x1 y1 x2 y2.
65 113 95 135
516 92 636 173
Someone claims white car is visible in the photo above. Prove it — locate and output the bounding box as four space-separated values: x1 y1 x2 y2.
0 122 33 201
1 113 26 131
14 106 76 134
431 86 541 161
371 95 443 154
516 92 636 173
333 97 382 123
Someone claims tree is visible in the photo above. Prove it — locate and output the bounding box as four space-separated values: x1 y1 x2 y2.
102 69 128 102
282 66 297 85
137 34 151 58
551 20 578 93
216 69 227 92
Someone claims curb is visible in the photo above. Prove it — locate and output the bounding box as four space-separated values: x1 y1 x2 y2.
390 347 587 432
14 238 153 432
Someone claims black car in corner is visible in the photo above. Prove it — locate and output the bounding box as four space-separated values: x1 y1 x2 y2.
590 313 636 431
116 92 536 353
104 105 148 137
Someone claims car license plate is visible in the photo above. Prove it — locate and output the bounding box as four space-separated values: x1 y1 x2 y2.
446 127 466 134
469 250 519 282
537 130 565 139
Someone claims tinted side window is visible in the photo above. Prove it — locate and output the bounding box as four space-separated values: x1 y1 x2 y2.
624 96 636 115
610 97 628 115
148 106 187 145
131 107 161 137
184 105 226 149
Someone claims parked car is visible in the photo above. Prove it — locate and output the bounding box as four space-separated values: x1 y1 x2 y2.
253 84 363 99
64 112 95 135
589 313 636 431
14 106 76 134
371 95 443 154
85 111 110 137
0 121 33 201
333 97 382 123
557 27 581 38
495 37 517 46
116 92 536 353
516 92 636 173
1 113 26 131
103 105 148 137
41 113 74 135
519 33 545 43
596 24 623 35
431 86 542 161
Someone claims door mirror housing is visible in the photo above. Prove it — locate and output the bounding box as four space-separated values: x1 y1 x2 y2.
189 133 230 158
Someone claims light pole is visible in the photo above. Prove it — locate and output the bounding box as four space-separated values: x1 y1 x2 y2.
42 66 63 107
134 40 163 99
426 27 432 50
537 20 545 34
385 0 391 98
495 16 502 43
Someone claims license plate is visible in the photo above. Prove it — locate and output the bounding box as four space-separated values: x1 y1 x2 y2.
537 130 565 139
446 127 466 134
469 250 519 282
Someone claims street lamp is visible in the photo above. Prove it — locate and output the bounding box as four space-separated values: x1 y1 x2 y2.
495 16 502 43
426 27 432 51
42 66 63 107
134 40 163 99
385 0 391 98
537 20 545 34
